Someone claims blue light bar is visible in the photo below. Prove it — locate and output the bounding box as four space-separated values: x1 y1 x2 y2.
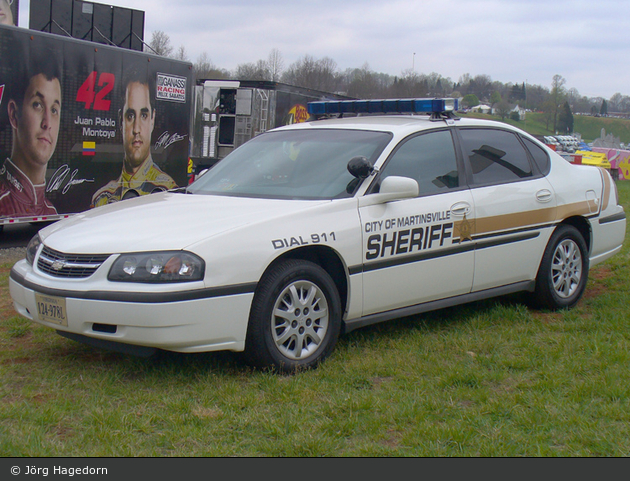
307 98 459 116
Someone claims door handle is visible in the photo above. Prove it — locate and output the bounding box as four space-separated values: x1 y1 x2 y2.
451 202 471 217
536 189 553 203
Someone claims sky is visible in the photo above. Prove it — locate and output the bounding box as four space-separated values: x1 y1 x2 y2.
16 0 630 99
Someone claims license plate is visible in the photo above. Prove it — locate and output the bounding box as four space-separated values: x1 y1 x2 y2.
35 293 68 327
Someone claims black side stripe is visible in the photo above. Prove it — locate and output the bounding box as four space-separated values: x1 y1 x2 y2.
475 231 540 250
361 242 475 273
599 212 627 225
10 268 257 304
472 224 551 242
350 231 540 275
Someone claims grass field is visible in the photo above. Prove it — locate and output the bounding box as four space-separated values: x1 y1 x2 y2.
462 111 630 145
1 183 629 457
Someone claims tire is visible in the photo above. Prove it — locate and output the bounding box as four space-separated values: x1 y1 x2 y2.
533 224 589 310
244 259 341 372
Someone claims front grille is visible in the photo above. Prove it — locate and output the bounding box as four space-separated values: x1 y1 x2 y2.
37 246 111 279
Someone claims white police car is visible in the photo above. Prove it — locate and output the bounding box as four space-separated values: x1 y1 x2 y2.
9 99 626 372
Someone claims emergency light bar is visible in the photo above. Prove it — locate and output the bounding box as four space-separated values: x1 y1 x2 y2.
307 98 459 116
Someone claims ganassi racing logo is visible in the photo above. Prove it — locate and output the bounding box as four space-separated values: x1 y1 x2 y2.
0 84 4 105
156 74 187 102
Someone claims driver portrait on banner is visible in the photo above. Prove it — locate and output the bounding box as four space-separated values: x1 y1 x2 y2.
91 65 177 207
0 46 61 217
0 0 16 26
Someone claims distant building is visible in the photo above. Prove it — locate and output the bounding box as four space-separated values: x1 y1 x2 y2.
471 104 491 114
510 105 527 120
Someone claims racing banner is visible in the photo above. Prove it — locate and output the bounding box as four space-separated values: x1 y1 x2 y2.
0 24 192 221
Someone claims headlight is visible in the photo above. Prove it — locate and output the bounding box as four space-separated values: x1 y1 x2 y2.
108 251 205 283
26 234 42 266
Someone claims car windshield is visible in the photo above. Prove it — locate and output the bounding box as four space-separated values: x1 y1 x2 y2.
187 129 392 200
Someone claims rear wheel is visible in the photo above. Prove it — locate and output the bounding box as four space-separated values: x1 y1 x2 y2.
533 224 589 309
244 259 341 372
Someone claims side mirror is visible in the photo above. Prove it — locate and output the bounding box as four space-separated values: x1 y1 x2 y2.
347 156 374 179
358 176 419 206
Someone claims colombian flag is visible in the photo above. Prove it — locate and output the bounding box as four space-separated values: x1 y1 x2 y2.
83 141 96 156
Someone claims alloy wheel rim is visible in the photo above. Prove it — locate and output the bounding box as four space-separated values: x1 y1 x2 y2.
551 239 582 299
271 280 329 360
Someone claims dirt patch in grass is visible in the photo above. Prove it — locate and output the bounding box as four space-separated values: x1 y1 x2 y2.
591 265 614 281
0 266 17 319
583 265 614 301
0 330 37 353
54 424 75 441
380 428 402 448
192 406 223 419
531 311 563 324
0 356 34 366
371 376 393 389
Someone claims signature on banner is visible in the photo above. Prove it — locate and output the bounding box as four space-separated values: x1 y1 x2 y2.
155 132 186 150
47 165 94 195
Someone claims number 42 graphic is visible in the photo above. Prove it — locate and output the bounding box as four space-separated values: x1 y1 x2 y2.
76 71 115 111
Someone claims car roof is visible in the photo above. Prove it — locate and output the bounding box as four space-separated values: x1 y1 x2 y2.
273 115 527 139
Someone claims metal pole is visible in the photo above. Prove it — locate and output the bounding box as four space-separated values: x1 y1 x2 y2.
524 79 527 130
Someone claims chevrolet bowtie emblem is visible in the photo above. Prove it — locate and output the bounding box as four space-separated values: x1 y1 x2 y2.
51 260 66 271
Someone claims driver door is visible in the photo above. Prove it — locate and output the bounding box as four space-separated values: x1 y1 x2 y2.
359 129 475 316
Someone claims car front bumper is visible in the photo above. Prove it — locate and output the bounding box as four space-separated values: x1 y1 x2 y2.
9 260 253 354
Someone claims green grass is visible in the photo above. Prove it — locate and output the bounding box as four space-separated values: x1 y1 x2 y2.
1 184 630 456
462 111 630 144
573 115 630 144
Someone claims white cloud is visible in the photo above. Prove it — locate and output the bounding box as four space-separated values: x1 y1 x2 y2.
17 0 630 98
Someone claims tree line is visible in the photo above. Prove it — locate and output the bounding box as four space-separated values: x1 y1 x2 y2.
148 31 630 135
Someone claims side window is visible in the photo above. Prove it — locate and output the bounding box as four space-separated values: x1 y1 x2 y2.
379 130 459 195
523 137 551 175
459 129 533 185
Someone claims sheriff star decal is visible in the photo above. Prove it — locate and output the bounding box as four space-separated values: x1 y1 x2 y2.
455 215 475 243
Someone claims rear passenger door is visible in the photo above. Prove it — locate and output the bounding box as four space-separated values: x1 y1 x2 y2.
456 128 557 291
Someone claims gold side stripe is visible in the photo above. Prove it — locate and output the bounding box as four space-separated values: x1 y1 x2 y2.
557 199 598 218
600 167 611 211
454 200 596 239
474 207 556 235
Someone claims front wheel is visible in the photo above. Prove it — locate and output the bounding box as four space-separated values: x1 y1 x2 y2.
533 224 589 310
244 260 341 372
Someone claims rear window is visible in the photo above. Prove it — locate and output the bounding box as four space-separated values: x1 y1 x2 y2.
523 137 551 175
459 128 533 186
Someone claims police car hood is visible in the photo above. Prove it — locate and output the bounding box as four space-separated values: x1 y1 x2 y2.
40 192 329 254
